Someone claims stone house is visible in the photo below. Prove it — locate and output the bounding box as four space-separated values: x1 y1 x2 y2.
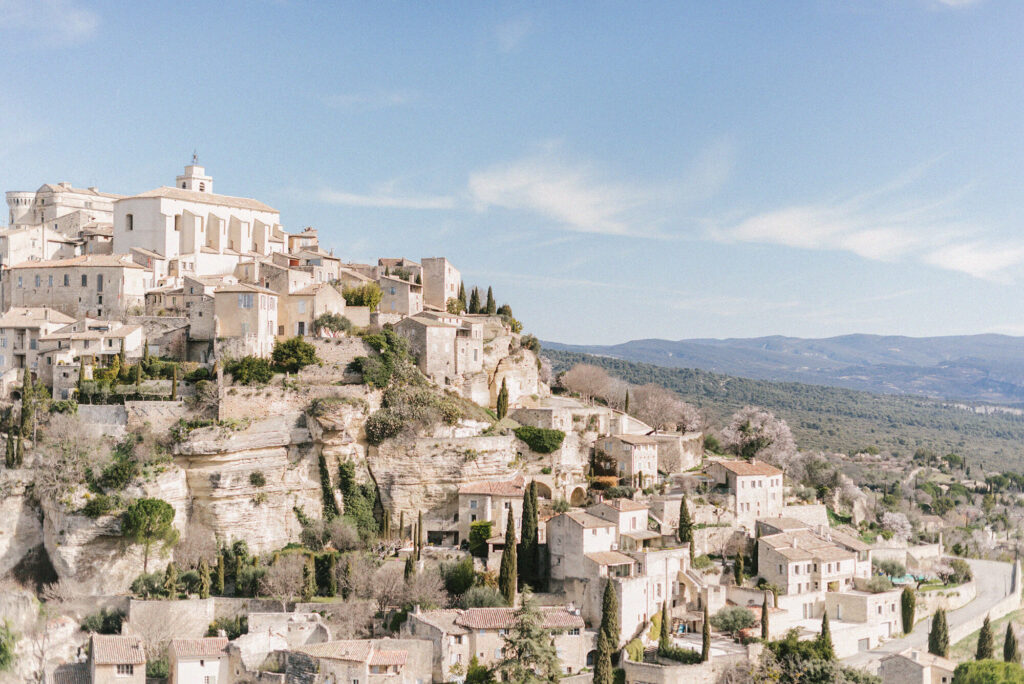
705 459 784 528
0 224 79 270
337 266 375 290
402 606 590 681
291 247 341 283
168 637 230 684
879 648 955 684
81 223 114 254
547 511 619 582
596 434 659 488
7 254 151 319
588 499 660 550
0 307 74 374
278 282 346 338
420 256 461 310
287 226 319 253
394 313 483 385
377 257 422 281
289 638 433 684
37 319 143 392
89 634 145 684
457 476 526 547
213 283 279 357
378 275 423 316
235 258 314 296
650 431 704 473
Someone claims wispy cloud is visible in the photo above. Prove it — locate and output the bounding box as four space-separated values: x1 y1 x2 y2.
323 90 419 111
468 151 662 237
317 187 455 210
934 0 984 7
0 0 99 45
922 242 1024 281
495 16 532 53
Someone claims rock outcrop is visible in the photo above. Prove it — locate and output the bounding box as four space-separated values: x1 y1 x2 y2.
0 469 44 578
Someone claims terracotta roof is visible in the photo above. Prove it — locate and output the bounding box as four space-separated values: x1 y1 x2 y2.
126 186 277 213
621 530 661 541
49 663 89 684
91 635 146 665
368 650 407 667
459 476 525 497
378 257 418 267
882 649 956 671
0 307 75 328
760 530 856 563
170 637 229 658
562 511 616 529
214 282 278 295
757 517 810 532
294 640 373 662
411 609 467 635
454 607 584 631
9 254 144 270
613 434 658 446
709 459 782 477
596 498 648 512
585 551 636 566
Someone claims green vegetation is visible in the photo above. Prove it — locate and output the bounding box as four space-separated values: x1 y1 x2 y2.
313 312 352 335
0 622 16 672
337 461 379 541
544 349 1024 470
121 498 177 572
513 426 565 454
498 513 517 605
207 615 248 640
224 356 274 385
272 336 319 374
363 351 463 445
710 606 755 637
342 282 382 310
902 587 916 634
952 660 1024 683
469 520 494 558
930 609 950 657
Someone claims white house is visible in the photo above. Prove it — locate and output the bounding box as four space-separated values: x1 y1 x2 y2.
168 637 230 684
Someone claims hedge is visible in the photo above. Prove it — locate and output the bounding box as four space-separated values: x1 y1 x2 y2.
514 426 565 454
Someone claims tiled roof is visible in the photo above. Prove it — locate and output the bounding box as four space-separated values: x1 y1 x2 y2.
563 511 616 529
294 640 373 662
214 282 278 295
38 183 123 199
10 254 144 270
49 663 89 684
613 434 658 446
459 476 525 497
760 530 856 564
91 635 146 665
757 517 810 532
709 459 782 477
597 498 648 512
129 246 166 260
585 551 636 566
454 607 585 631
0 307 75 328
170 637 229 658
883 649 956 671
127 186 277 213
368 650 407 666
411 609 467 635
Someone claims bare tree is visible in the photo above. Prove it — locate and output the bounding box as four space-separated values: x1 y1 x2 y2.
33 414 111 503
371 564 406 613
259 555 306 599
559 364 613 403
630 383 701 432
338 554 382 600
400 566 448 610
330 599 377 639
125 609 192 661
720 407 797 471
174 521 218 570
328 518 362 552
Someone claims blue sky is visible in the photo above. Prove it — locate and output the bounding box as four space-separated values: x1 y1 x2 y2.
2 0 1023 345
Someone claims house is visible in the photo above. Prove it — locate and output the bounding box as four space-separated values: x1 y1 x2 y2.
587 499 660 550
278 283 346 338
213 283 279 357
457 476 526 547
112 164 285 278
168 637 230 684
0 307 75 374
37 319 144 393
287 226 319 253
89 634 145 684
236 258 313 296
7 254 151 319
287 639 433 684
393 313 483 385
0 224 80 270
378 275 423 316
6 182 121 232
402 606 590 681
292 247 341 283
879 648 956 684
705 458 784 528
377 257 422 281
547 511 618 582
596 434 659 488
420 257 461 310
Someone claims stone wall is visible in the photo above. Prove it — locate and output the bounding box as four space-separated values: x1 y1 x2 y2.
126 597 216 640
218 383 372 422
125 400 189 432
77 404 128 438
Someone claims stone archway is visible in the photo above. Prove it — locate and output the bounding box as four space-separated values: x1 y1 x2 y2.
534 481 553 499
569 486 587 507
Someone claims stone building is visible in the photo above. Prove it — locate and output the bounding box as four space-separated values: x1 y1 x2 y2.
879 649 956 684
288 639 433 684
6 182 121 231
213 283 279 357
89 634 145 684
278 282 346 338
0 307 74 374
420 256 460 310
705 459 784 528
547 511 618 582
596 434 659 488
457 476 526 546
393 312 484 385
378 274 423 316
168 637 230 684
6 254 151 319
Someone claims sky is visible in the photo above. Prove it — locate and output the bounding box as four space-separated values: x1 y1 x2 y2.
2 0 1023 345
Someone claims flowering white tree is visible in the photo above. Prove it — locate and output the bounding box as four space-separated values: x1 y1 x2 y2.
630 383 702 432
720 407 797 471
881 512 912 542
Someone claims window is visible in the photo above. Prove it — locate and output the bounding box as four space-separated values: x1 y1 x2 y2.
29 339 36 350
34 275 40 287
48 275 53 287
82 274 88 287
17 276 21 288
97 274 103 292
63 274 69 286
204 677 216 684
116 664 134 676
239 293 254 309
298 300 306 314
199 182 206 191
126 214 133 231
568 628 580 635
469 500 477 509
494 648 502 659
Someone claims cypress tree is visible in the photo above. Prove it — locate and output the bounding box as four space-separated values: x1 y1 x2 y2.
678 494 693 555
77 355 86 401
1005 622 1018 663
458 282 467 310
733 553 744 585
818 611 834 660
326 554 338 597
118 338 126 368
4 431 13 469
302 556 316 601
404 555 415 582
318 453 339 519
215 550 226 595
498 513 517 605
20 368 33 437
519 481 539 591
198 559 211 599
416 510 423 561
929 609 949 657
496 378 509 419
624 390 630 413
659 601 670 650
469 287 481 314
399 511 405 541
593 630 613 684
163 562 178 598
761 591 770 639
977 614 994 660
134 362 142 394
901 586 916 634
701 605 710 662
485 287 496 315
143 341 150 362
341 559 352 599
383 511 391 540
15 435 23 468
170 365 178 401
600 579 620 648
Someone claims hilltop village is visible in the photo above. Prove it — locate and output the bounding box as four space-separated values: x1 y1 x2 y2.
0 165 1021 684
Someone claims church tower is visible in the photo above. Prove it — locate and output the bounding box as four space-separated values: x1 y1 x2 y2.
176 153 213 193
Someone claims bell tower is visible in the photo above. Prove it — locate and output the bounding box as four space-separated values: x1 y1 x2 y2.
176 152 213 193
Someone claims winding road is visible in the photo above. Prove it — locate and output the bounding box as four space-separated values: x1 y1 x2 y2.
842 559 1017 673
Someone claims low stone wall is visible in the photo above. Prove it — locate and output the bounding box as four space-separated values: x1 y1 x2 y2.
218 383 369 421
915 580 977 622
213 597 290 618
622 644 758 684
126 400 189 432
77 404 128 438
127 598 215 640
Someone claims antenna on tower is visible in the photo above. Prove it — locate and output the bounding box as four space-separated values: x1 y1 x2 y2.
192 150 198 164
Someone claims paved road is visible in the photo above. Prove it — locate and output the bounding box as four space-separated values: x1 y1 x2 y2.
842 559 1015 673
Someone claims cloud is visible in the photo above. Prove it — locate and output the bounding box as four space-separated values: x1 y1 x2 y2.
933 0 984 6
323 90 418 111
495 16 532 53
317 187 455 210
922 242 1024 281
0 0 99 45
468 152 659 237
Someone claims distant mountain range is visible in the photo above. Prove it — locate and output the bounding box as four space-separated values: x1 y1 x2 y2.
542 334 1024 405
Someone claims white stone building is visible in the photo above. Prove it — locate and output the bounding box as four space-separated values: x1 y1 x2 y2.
705 459 784 529
167 637 230 684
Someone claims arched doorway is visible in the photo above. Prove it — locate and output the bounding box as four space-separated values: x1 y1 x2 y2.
534 481 553 499
569 486 587 506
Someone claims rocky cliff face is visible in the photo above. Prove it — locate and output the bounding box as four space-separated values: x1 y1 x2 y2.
0 470 43 578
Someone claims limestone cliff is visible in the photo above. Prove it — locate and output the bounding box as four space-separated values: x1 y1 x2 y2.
0 469 43 578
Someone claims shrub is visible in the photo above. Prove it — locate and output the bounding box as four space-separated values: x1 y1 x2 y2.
873 558 906 578
130 572 165 598
864 576 894 593
0 621 15 673
604 486 635 499
225 356 274 385
342 282 382 309
440 557 476 595
313 313 352 335
952 660 1024 683
469 520 494 558
80 608 125 634
146 660 169 679
99 456 138 491
692 555 713 570
514 426 565 453
272 337 319 373
82 494 118 518
184 367 211 382
249 472 266 487
50 399 78 414
625 638 645 662
462 585 506 608
658 643 702 664
711 606 756 636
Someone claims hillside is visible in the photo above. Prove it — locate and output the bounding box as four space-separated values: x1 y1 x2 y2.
543 348 1024 472
543 333 1024 404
